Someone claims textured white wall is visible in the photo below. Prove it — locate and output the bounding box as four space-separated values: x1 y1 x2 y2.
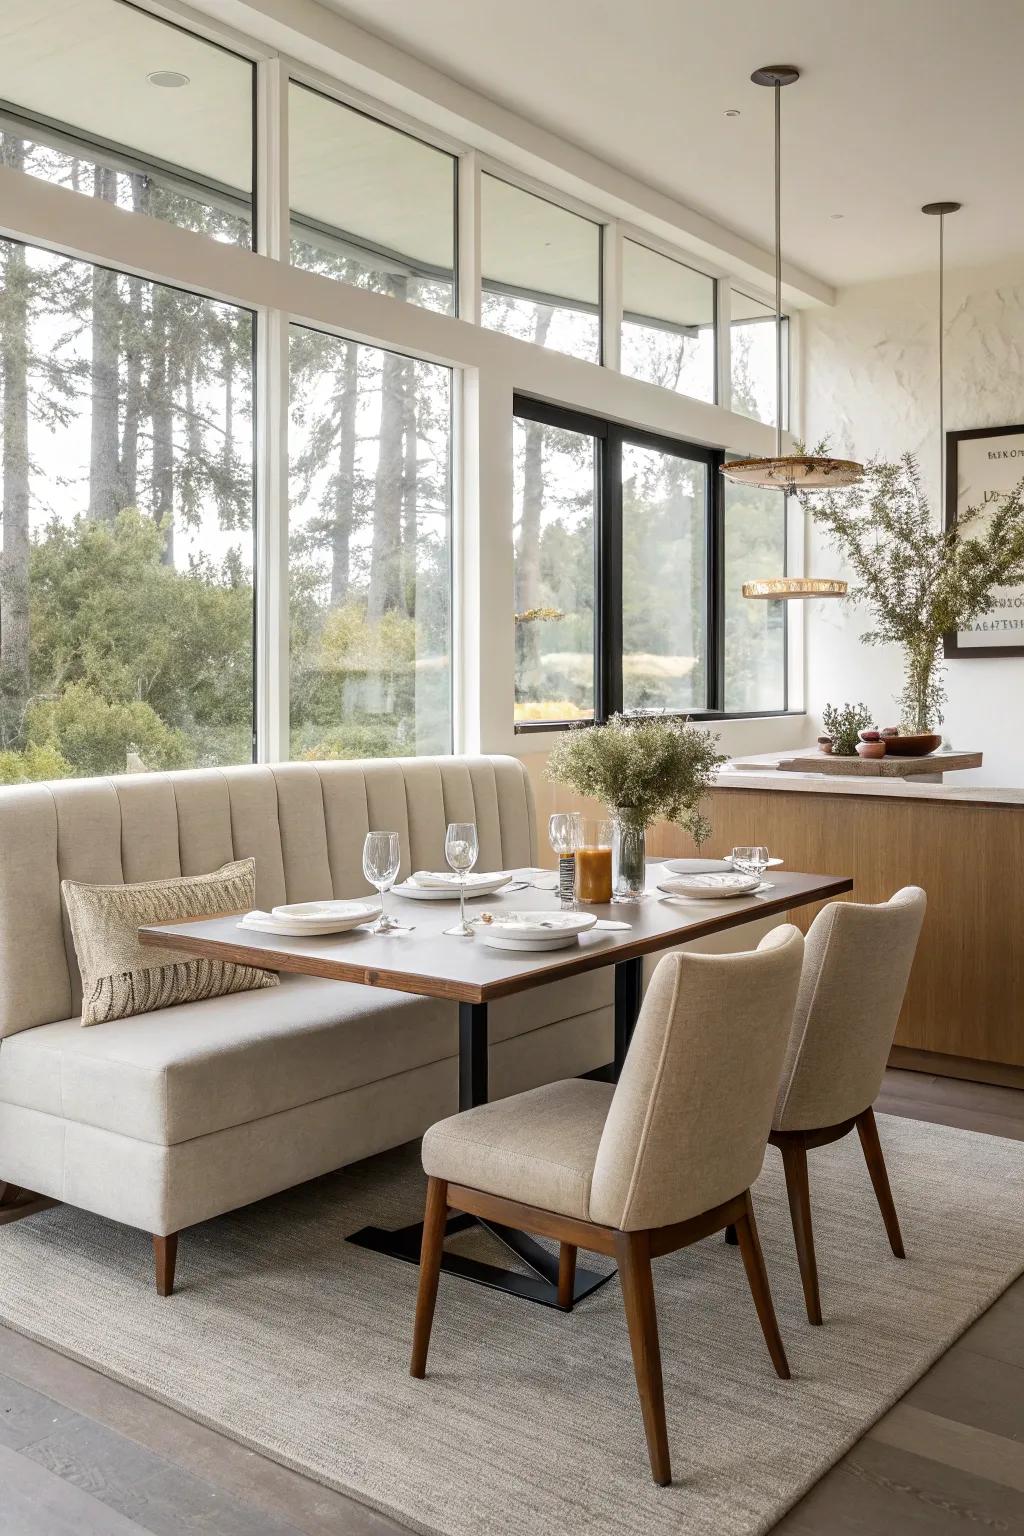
799 258 1024 785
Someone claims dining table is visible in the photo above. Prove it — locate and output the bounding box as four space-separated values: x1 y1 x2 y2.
139 864 853 1310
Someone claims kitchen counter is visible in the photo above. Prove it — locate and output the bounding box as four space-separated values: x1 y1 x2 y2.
652 765 1024 1078
718 760 1023 808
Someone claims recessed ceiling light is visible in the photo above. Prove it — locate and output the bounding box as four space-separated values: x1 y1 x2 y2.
724 108 741 117
147 69 190 88
830 212 844 220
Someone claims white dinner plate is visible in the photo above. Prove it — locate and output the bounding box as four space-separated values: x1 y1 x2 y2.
244 901 376 936
476 929 581 953
393 872 512 901
474 909 597 939
657 873 764 900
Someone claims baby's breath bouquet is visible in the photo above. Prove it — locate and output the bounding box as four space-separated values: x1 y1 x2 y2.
546 715 724 897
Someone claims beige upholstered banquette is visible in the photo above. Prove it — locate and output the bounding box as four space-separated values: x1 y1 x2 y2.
0 757 615 1257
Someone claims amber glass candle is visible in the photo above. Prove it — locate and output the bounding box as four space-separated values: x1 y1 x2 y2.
576 819 613 903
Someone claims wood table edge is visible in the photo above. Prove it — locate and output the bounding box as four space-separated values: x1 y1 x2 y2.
138 876 852 1005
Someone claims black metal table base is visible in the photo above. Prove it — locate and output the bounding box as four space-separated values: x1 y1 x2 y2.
348 1211 616 1309
346 955 645 1308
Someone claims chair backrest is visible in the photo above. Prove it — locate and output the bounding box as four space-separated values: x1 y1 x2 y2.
0 756 536 1037
773 887 927 1133
589 925 805 1232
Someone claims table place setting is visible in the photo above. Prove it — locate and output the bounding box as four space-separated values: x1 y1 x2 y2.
656 846 778 903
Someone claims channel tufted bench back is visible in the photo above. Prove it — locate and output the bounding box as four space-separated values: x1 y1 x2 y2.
0 756 537 1037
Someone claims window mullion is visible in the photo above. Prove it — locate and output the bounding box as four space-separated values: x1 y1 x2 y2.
601 221 622 371
255 55 289 762
715 280 732 411
708 450 726 712
457 149 481 325
597 428 623 720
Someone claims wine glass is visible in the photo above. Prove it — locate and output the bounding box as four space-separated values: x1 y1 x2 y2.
444 822 479 936
548 812 583 909
362 831 401 933
730 845 770 885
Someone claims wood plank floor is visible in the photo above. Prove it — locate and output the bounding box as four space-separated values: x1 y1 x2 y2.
1 1067 1021 1536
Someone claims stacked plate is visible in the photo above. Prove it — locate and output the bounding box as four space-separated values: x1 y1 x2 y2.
473 910 597 952
662 856 784 875
657 872 766 901
393 871 512 901
239 900 377 936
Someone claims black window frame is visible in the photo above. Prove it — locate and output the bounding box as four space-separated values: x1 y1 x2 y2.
512 394 793 732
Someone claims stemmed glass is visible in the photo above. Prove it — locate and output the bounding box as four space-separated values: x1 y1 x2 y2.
444 822 479 936
362 831 402 933
549 811 583 909
731 845 770 885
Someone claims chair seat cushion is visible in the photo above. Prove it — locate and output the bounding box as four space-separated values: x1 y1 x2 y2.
421 1078 614 1220
0 975 455 1146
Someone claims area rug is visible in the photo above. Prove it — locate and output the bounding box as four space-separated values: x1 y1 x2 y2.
1 1114 1022 1536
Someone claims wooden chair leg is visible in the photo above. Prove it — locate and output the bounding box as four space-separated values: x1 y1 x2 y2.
410 1177 449 1379
779 1136 822 1325
153 1233 178 1298
557 1242 577 1309
735 1194 791 1380
856 1107 906 1259
614 1230 671 1486
724 1223 738 1245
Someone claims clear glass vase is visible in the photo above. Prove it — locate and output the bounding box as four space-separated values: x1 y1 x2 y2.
612 815 647 902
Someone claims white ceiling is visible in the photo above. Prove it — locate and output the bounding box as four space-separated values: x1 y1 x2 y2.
317 0 1024 287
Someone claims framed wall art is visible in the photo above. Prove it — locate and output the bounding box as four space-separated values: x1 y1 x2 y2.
945 423 1024 657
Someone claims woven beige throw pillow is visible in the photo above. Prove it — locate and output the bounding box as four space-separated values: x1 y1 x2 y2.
62 858 278 1026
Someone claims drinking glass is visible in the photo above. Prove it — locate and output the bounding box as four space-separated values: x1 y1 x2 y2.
362 831 401 933
730 845 770 884
444 821 479 936
548 811 583 909
576 818 613 903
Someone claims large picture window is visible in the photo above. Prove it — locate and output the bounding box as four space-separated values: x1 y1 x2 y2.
0 0 254 248
513 399 788 727
288 327 452 759
0 236 255 781
513 414 597 724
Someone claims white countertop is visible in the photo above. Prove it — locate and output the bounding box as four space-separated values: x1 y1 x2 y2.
716 755 1024 808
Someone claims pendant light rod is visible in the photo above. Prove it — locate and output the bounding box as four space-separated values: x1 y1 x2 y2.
774 77 782 455
751 64 798 453
922 201 961 511
723 65 862 502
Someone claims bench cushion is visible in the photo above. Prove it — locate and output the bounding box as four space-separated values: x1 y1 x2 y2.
0 969 614 1149
0 975 453 1146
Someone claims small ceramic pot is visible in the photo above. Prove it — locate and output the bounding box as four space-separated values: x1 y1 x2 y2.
817 736 833 755
856 740 886 759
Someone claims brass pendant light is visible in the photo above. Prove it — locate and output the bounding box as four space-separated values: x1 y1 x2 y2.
722 65 863 493
724 65 860 600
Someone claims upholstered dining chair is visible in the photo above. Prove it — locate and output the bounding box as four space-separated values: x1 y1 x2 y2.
730 888 926 1326
409 926 806 1486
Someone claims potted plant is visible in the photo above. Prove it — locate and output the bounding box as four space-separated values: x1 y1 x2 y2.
800 451 1024 732
821 701 872 757
545 715 724 899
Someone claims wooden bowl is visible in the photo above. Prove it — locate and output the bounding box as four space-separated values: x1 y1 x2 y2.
884 732 942 757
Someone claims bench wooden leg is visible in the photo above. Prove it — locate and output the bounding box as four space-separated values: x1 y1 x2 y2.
153 1233 179 1297
0 1181 55 1225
